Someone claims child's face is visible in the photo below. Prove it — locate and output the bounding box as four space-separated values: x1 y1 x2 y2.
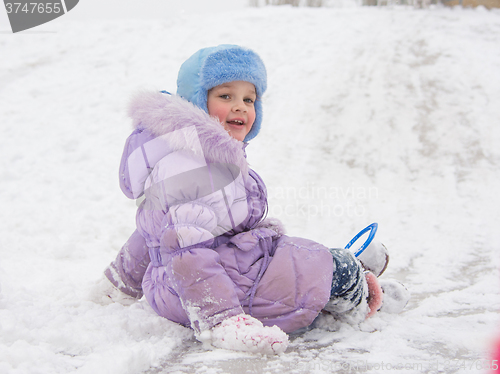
207 81 257 142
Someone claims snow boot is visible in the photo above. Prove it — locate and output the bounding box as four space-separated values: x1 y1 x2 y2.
88 275 138 306
345 223 389 277
357 239 389 278
198 314 289 355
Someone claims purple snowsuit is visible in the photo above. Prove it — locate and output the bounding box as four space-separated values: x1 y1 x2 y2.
105 91 336 334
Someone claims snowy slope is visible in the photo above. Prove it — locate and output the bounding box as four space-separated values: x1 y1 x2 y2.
1 4 500 374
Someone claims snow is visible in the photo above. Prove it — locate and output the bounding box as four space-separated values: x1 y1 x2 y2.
1 3 500 373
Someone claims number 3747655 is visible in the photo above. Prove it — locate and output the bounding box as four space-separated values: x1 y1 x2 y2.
5 3 62 14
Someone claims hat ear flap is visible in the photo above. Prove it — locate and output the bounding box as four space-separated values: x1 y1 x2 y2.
243 99 262 142
191 88 209 114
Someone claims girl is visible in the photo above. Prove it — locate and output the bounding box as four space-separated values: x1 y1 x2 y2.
91 45 408 355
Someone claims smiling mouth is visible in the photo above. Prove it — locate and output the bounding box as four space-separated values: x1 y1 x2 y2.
226 119 245 126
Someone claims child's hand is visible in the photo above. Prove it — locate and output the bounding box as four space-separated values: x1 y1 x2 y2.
197 314 288 355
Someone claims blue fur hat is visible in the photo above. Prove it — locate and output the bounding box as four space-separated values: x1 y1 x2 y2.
176 45 267 142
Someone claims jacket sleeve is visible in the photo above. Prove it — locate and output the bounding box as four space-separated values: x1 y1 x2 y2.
137 149 248 333
119 128 174 199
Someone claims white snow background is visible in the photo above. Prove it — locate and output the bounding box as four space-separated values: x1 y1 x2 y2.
1 2 500 373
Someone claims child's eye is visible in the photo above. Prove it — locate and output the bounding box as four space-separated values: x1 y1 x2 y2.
244 98 255 104
219 94 230 99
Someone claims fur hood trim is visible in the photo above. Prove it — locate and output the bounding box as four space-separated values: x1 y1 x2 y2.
127 91 248 175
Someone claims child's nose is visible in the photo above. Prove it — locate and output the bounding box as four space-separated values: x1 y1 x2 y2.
232 99 247 112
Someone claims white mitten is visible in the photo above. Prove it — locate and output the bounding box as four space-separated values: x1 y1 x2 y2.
198 314 288 355
379 279 410 314
88 275 137 306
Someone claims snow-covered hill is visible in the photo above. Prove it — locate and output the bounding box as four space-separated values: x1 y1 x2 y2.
1 4 499 373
